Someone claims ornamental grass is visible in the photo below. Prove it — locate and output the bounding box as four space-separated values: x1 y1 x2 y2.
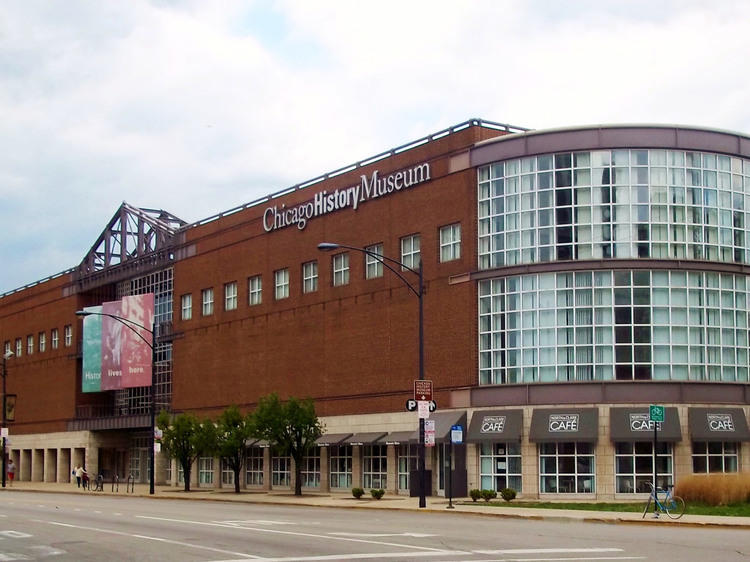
676 473 750 506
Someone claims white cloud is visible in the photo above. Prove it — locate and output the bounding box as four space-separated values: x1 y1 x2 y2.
1 0 750 293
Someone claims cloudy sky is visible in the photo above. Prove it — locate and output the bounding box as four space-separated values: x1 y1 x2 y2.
2 0 750 293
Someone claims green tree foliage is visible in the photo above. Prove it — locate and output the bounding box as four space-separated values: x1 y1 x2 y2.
250 393 323 496
216 405 254 493
157 410 217 492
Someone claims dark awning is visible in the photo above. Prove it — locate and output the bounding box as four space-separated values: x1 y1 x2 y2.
429 410 467 443
689 408 750 442
248 439 271 448
610 407 681 442
376 431 418 445
530 408 598 443
466 410 523 443
346 432 387 445
315 433 353 446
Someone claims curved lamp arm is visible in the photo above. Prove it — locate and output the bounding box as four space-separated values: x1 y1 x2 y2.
75 310 154 349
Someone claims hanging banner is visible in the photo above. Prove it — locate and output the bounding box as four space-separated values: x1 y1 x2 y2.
82 306 103 393
100 300 124 391
120 294 154 388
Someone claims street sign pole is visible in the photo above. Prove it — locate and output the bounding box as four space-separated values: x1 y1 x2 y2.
649 404 664 513
447 443 453 509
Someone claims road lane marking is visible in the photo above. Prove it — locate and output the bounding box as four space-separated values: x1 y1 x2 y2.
28 545 66 557
474 549 624 555
330 532 436 538
209 553 467 562
34 520 260 559
137 516 456 553
219 520 296 526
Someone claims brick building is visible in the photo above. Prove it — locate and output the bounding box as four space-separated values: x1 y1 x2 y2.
2 119 750 498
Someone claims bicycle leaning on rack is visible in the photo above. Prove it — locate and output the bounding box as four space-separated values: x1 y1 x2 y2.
642 482 685 519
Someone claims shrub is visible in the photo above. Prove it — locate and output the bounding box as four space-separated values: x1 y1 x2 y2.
469 489 482 502
500 488 517 502
352 487 365 499
676 473 750 506
370 488 385 500
480 489 497 502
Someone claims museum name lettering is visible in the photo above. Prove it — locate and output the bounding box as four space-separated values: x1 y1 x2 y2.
263 163 431 232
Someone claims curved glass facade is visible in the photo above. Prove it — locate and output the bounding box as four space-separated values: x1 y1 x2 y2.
478 270 749 385
478 149 750 268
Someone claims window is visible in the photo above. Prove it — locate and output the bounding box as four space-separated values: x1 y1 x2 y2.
397 444 418 491
202 288 214 316
362 444 387 489
198 456 214 485
181 294 192 321
245 447 264 486
329 445 352 489
225 282 238 311
3 341 10 356
400 234 421 270
221 458 234 485
272 454 291 487
332 253 349 286
302 261 318 293
248 275 262 305
615 442 673 493
26 335 34 355
365 244 384 279
51 329 59 350
539 442 595 493
480 442 522 492
692 442 738 473
274 269 289 300
63 325 72 347
301 454 320 488
15 338 22 357
440 223 461 262
38 332 46 353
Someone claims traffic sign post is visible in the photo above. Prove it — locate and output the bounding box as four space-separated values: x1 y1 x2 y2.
447 424 463 510
649 404 664 513
414 380 433 402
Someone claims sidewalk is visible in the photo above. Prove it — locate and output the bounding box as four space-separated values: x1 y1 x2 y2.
2 481 749 530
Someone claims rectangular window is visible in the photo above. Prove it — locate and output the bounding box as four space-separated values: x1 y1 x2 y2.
224 281 238 311
38 332 46 353
614 441 673 493
221 458 235 485
181 294 192 321
202 288 214 316
301 454 321 488
332 253 350 286
64 325 72 347
691 441 738 473
4 341 11 357
198 456 214 485
440 223 461 262
400 234 421 271
365 244 384 279
362 444 387 489
26 335 34 355
397 444 418 491
479 442 523 492
539 442 595 493
248 275 262 305
51 329 59 350
302 261 318 293
329 445 352 489
272 455 291 487
245 447 264 486
15 338 22 357
274 269 289 300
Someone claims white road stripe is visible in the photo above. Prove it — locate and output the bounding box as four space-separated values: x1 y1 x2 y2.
209 553 466 562
34 520 260 559
475 549 623 554
137 516 455 553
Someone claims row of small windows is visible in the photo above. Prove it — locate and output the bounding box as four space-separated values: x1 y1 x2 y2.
179 225 461 320
3 325 72 358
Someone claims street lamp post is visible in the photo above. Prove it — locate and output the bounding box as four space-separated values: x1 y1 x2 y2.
318 242 427 508
2 350 14 488
75 309 156 495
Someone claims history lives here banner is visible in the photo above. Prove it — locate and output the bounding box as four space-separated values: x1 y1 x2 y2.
82 294 154 393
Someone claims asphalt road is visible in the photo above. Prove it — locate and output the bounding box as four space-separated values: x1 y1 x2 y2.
1 491 748 561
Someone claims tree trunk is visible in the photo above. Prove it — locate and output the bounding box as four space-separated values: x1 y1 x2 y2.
234 467 241 493
183 465 191 492
294 456 302 496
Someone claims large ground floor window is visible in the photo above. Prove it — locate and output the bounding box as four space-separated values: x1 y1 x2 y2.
301 454 320 488
198 456 213 485
272 455 290 487
397 445 418 491
615 442 673 493
329 445 352 489
539 442 595 493
363 445 387 489
221 458 234 485
245 447 264 486
692 442 739 473
479 442 522 492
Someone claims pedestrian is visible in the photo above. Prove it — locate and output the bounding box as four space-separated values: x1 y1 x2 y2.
7 459 15 486
75 465 83 488
81 468 89 490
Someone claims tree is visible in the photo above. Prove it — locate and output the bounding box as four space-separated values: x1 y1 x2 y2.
216 405 254 493
157 410 217 491
250 393 323 496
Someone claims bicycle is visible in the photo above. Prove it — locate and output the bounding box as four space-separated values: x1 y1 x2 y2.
642 482 685 519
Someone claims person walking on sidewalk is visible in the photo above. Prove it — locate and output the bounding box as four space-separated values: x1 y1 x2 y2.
75 465 83 488
6 459 15 486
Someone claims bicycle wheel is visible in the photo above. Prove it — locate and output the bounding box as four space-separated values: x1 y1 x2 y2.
665 495 685 519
